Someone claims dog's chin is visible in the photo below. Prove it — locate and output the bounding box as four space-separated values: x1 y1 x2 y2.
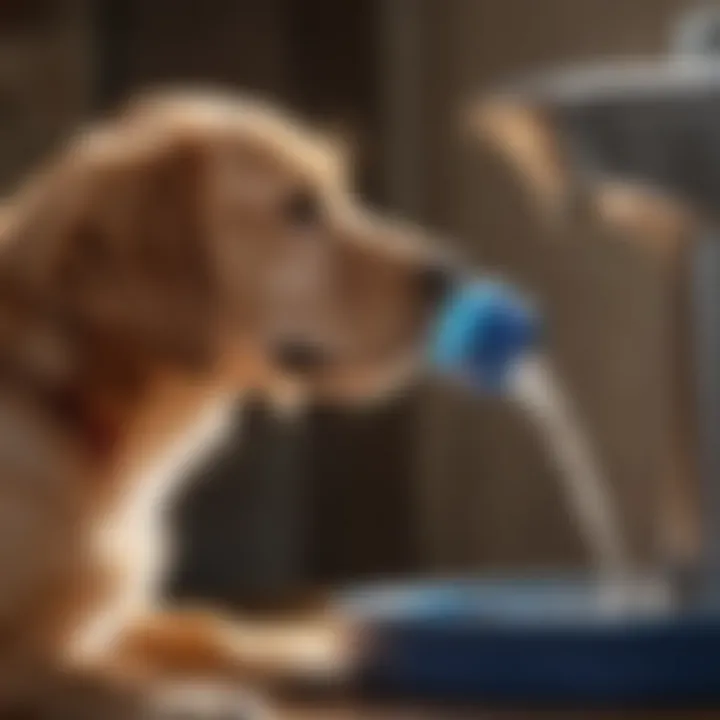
310 346 425 408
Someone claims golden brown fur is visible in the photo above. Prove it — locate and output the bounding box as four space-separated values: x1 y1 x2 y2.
0 90 446 717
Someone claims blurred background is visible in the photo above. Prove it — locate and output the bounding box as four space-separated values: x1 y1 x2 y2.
0 0 693 608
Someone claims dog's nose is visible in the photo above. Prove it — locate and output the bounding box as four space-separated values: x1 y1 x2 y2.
274 339 328 374
417 261 458 307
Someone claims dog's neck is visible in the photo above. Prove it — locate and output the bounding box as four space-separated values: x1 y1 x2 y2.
0 288 241 495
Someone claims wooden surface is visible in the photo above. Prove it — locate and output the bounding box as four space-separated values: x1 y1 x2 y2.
282 705 720 719
281 704 720 719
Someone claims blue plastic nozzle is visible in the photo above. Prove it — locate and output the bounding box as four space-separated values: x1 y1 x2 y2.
428 279 542 394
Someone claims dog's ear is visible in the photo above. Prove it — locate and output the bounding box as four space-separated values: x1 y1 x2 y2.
71 136 220 369
3 132 220 371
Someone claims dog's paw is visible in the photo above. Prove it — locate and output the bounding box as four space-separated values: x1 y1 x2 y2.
149 681 271 720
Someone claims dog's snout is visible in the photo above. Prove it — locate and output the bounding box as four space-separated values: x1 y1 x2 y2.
417 262 457 307
274 339 328 374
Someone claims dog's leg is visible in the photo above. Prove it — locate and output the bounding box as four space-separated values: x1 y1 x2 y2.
107 609 353 688
32 609 350 720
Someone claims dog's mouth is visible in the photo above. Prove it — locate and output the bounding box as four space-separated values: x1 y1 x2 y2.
268 331 429 405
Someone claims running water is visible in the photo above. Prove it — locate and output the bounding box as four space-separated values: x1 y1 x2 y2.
510 354 672 614
511 355 627 574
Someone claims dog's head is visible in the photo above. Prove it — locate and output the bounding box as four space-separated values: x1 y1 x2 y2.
2 91 456 405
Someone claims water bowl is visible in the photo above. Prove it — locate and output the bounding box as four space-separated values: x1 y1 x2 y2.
336 577 720 705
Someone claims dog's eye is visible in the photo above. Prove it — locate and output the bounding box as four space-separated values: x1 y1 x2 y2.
283 189 322 228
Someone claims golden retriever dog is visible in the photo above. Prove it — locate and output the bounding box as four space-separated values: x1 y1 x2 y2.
0 90 455 717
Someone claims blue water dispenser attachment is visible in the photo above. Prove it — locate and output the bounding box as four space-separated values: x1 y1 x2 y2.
428 279 542 394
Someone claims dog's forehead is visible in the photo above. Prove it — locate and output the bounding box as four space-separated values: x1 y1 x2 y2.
120 93 349 188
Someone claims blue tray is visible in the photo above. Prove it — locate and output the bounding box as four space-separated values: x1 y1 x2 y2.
336 578 720 705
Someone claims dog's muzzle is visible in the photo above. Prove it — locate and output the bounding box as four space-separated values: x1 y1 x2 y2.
273 338 330 375
417 257 462 310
